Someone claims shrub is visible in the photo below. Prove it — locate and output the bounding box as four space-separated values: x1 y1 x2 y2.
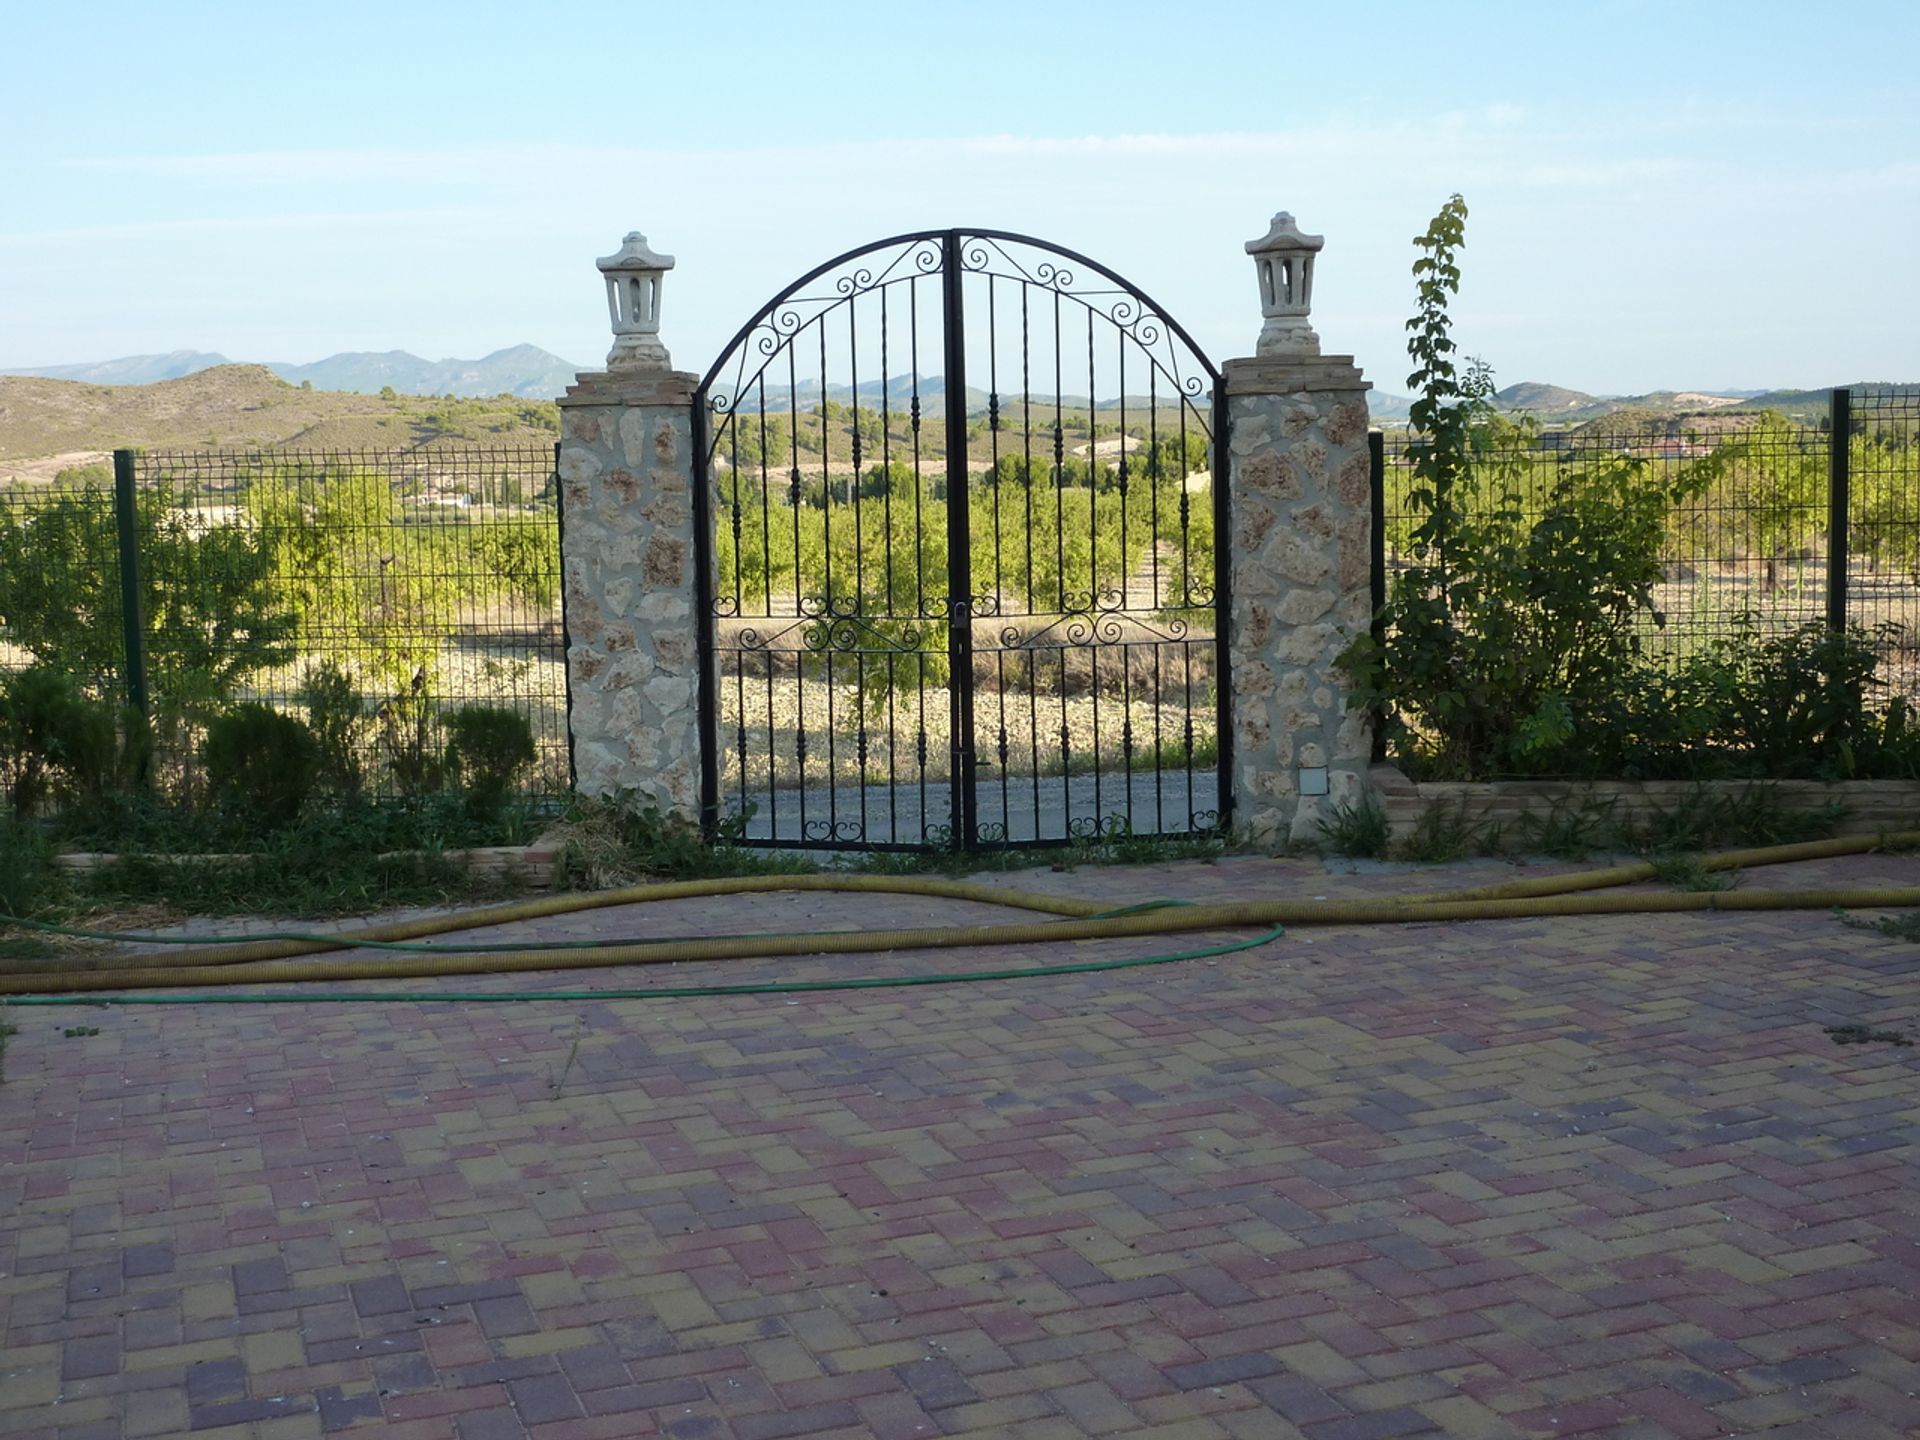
443 706 535 818
1314 790 1390 858
0 481 296 717
381 669 443 797
299 661 369 798
0 665 117 818
0 813 56 915
203 703 321 829
1340 195 1705 781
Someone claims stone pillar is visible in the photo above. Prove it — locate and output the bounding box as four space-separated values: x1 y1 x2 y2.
556 369 705 816
1225 214 1374 844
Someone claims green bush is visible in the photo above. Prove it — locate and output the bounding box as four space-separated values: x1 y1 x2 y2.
0 481 296 719
0 665 117 818
380 669 443 797
443 705 535 818
0 814 56 915
1345 196 1918 786
299 661 369 798
1340 195 1705 781
203 704 321 829
1314 790 1390 858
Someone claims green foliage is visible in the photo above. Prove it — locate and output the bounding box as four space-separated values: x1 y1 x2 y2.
1664 414 1824 588
246 468 458 690
1397 799 1500 862
1647 855 1741 892
714 441 1213 635
555 792 816 886
1314 790 1390 858
1511 793 1625 859
58 785 539 859
1632 783 1847 852
442 705 536 819
52 463 111 490
1343 196 1704 779
1846 911 1920 944
298 661 369 798
240 464 557 698
1685 622 1915 778
1567 621 1920 782
0 665 117 818
76 834 491 918
380 669 444 797
203 703 321 829
1347 197 1918 786
0 815 56 916
0 480 297 724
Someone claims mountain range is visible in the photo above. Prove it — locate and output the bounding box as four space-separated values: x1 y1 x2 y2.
4 345 585 400
3 349 1878 432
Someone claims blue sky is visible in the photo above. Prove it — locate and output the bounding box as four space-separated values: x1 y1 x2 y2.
3 0 1915 394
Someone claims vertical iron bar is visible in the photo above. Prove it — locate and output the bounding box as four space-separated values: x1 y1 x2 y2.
1368 429 1387 764
1828 387 1851 635
1086 308 1102 830
552 439 579 792
1211 387 1232 832
691 403 721 839
1368 431 1387 635
942 231 977 850
111 449 150 722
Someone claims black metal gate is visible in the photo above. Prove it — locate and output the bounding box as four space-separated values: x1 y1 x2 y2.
693 229 1228 850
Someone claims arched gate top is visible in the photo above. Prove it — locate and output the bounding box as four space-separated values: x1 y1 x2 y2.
696 227 1220 429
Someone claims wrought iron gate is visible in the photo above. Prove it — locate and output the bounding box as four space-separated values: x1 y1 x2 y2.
693 229 1228 850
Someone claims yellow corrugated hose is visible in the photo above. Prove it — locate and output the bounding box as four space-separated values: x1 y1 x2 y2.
0 831 1914 996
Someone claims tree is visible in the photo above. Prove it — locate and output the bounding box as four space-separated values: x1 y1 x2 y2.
0 480 296 721
244 465 460 692
1338 195 1700 779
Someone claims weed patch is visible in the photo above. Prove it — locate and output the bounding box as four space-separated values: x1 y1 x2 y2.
1648 855 1742 892
1315 792 1390 859
1398 800 1500 863
1842 911 1920 945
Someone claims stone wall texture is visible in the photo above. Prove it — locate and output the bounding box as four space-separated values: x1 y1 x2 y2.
1225 356 1374 844
556 371 707 815
1372 764 1920 844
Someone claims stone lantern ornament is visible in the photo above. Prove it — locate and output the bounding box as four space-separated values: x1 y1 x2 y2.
598 231 676 372
1245 212 1323 357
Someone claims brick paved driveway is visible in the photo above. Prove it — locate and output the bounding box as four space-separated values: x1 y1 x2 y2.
4 852 1920 1439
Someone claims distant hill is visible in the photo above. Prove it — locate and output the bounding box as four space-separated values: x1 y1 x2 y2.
0 364 559 474
269 344 583 400
1495 381 1599 415
10 351 234 385
3 345 585 401
1368 391 1415 421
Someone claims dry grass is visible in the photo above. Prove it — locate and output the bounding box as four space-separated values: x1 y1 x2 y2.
0 365 557 471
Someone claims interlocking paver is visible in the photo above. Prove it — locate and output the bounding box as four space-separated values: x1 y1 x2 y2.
5 851 1920 1437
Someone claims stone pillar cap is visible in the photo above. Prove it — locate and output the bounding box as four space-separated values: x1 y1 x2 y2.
598 232 676 273
1245 212 1324 256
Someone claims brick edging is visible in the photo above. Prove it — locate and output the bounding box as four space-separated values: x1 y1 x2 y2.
52 830 566 889
1370 763 1920 842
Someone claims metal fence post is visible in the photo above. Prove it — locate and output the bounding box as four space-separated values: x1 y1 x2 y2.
941 230 977 852
111 449 150 719
552 439 579 794
1368 431 1387 763
1828 388 1851 634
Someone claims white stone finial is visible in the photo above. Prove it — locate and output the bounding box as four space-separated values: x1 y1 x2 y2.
597 231 677 372
1244 212 1324 357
